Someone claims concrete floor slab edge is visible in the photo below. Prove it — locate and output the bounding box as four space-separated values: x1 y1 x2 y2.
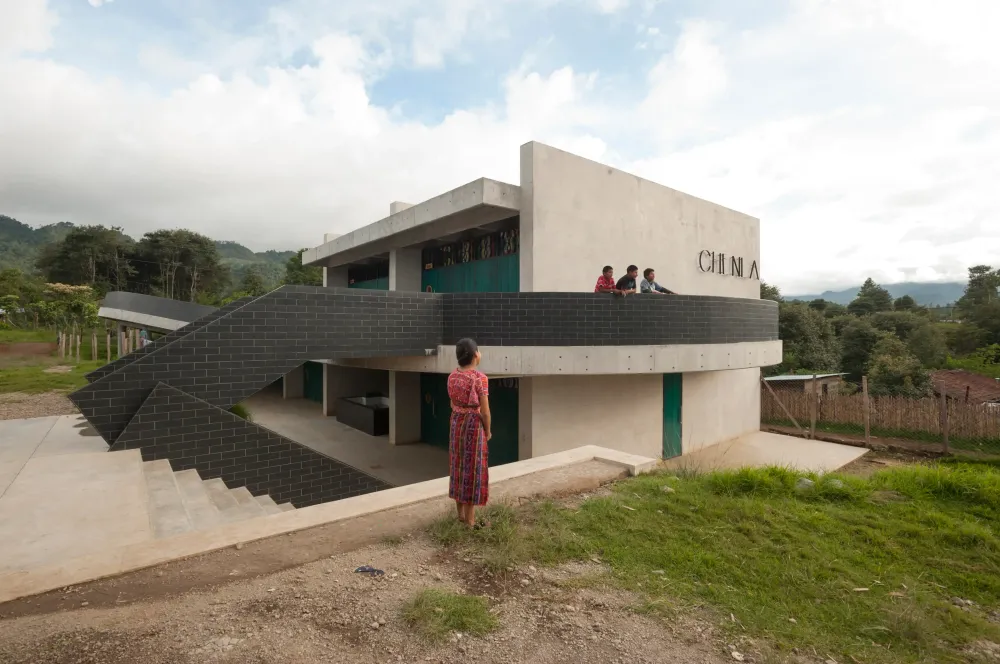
0 446 656 604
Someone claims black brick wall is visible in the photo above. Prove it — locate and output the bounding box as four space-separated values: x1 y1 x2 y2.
72 285 777 508
112 383 389 507
443 293 777 346
86 297 254 383
72 287 444 443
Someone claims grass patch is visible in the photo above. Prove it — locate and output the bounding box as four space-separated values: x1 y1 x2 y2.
432 464 1000 663
0 329 57 343
0 357 104 394
401 589 498 642
229 402 253 422
764 417 1000 453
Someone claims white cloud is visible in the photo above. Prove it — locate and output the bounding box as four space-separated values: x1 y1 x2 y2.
0 0 57 53
0 0 998 294
88 0 113 6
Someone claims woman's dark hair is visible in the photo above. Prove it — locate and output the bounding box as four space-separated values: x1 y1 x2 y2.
456 338 479 367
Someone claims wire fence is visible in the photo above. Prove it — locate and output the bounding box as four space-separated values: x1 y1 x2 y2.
761 379 1000 454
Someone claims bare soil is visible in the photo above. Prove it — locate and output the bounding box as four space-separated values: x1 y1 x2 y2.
0 536 734 664
0 391 78 420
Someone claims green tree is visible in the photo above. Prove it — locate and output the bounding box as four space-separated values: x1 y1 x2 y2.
241 266 267 297
893 294 917 311
847 277 893 316
774 303 840 375
907 323 948 369
871 311 924 341
36 225 133 295
867 336 932 397
956 265 999 315
133 230 229 301
760 281 783 303
284 250 323 286
839 317 884 379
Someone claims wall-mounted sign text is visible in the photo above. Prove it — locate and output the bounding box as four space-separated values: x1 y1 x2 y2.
698 250 759 280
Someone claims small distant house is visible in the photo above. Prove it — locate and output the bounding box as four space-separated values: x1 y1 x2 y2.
764 373 846 395
931 370 1000 408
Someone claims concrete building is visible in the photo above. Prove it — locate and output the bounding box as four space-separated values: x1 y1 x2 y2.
300 141 781 464
70 141 782 510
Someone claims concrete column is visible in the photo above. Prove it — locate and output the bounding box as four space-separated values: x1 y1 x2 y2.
389 371 421 445
324 265 347 288
117 322 125 356
389 247 422 292
390 202 414 215
283 364 304 399
518 376 534 460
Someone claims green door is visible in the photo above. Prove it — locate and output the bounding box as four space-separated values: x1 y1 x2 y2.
420 373 451 450
304 362 324 404
419 373 519 467
663 373 683 459
486 378 519 466
421 254 520 293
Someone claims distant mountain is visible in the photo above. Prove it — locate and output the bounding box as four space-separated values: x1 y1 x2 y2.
0 215 298 291
787 281 966 307
0 215 74 273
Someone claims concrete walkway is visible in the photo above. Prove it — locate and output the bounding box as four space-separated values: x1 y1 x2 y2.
246 390 449 487
662 430 867 473
0 415 149 574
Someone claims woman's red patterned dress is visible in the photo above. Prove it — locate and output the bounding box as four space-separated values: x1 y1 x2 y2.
447 369 489 506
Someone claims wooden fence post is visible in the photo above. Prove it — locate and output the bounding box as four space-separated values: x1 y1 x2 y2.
940 391 950 454
761 376 807 435
91 331 97 361
76 330 81 363
809 374 818 439
862 376 871 445
106 329 111 361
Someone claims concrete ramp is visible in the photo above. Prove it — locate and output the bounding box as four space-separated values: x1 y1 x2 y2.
663 431 867 474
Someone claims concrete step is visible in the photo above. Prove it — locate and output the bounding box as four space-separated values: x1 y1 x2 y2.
218 487 266 522
278 503 295 512
255 494 284 515
204 478 239 511
174 469 221 530
142 460 193 539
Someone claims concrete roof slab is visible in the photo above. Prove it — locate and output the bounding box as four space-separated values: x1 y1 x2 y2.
303 178 520 268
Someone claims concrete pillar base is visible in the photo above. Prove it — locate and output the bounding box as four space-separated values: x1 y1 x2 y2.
389 370 421 445
283 365 304 399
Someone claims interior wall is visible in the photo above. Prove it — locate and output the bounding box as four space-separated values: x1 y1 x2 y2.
322 365 390 416
520 141 760 298
681 367 760 453
521 374 663 459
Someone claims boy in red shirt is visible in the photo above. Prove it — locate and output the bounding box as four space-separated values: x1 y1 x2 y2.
594 266 624 295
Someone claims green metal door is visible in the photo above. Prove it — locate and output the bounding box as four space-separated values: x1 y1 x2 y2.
304 362 324 404
487 378 519 466
419 373 519 467
420 373 451 450
662 373 683 458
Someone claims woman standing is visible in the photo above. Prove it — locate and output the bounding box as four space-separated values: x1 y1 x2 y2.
448 338 492 528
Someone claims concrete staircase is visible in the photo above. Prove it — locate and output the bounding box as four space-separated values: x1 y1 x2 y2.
142 459 295 539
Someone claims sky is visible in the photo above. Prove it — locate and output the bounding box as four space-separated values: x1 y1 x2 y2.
0 0 997 294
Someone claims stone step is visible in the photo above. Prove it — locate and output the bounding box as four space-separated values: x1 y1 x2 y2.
278 503 295 512
204 478 239 511
255 494 284 515
174 469 221 530
219 487 266 522
142 460 193 539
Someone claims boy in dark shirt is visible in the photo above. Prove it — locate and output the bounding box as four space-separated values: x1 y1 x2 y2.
615 265 639 294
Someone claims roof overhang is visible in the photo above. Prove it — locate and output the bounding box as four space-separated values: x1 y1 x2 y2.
97 307 188 333
303 178 521 269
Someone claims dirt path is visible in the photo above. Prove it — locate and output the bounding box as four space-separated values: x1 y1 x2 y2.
0 536 732 664
0 391 78 420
